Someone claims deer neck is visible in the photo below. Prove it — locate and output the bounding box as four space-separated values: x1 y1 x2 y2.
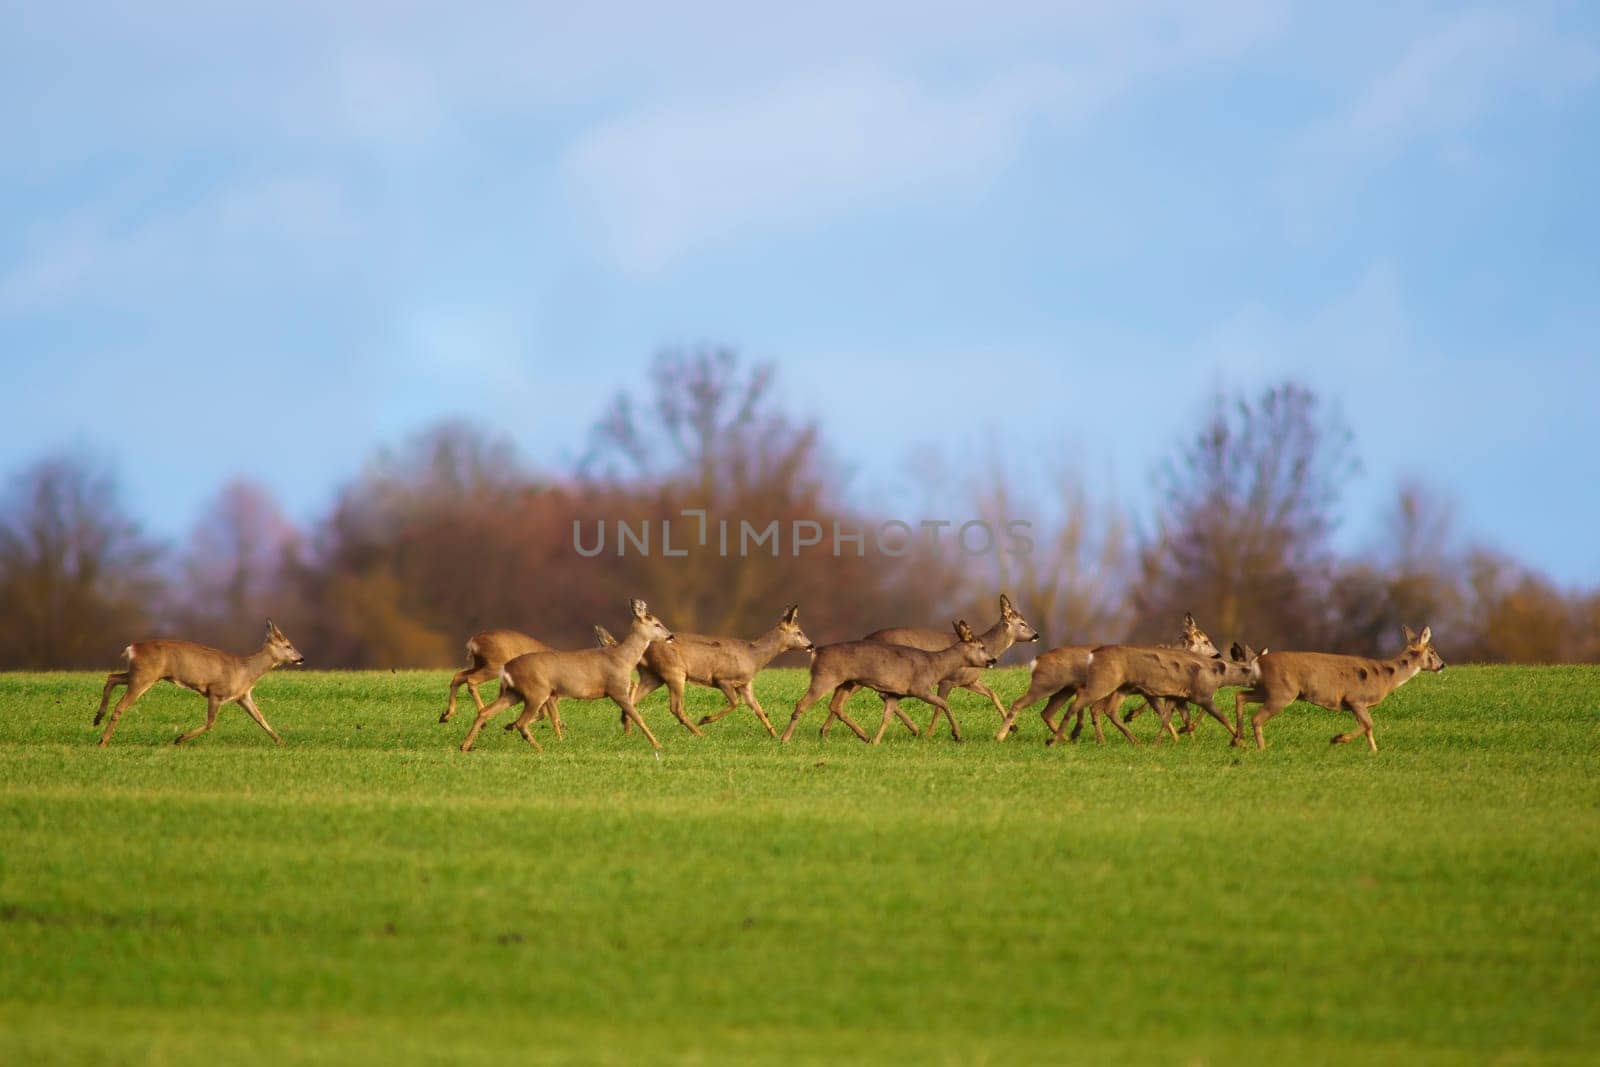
747 627 790 670
932 642 979 675
614 627 656 668
1382 649 1425 695
242 644 279 683
978 617 1015 657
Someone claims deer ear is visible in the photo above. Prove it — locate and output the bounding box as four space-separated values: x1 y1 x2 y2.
266 619 279 636
630 598 648 619
1418 625 1431 645
1229 641 1244 662
783 604 798 624
1183 612 1197 629
1402 625 1417 644
999 593 1013 612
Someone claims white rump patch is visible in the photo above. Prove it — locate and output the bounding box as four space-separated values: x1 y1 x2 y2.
122 645 135 661
1028 659 1037 671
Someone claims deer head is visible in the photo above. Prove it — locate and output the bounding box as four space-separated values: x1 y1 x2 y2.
1403 625 1445 672
1181 612 1221 658
778 604 817 653
999 593 1041 643
265 620 304 665
954 619 999 669
630 598 675 643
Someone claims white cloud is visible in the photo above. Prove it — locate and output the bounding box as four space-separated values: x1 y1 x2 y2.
1301 8 1600 165
0 176 357 314
560 1 1286 272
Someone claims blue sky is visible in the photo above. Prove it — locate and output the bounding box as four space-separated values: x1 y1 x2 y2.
2 2 1597 581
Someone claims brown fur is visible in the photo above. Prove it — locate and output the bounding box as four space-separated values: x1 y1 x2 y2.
458 599 674 752
1235 625 1444 752
626 605 816 737
440 628 552 722
781 621 998 744
93 621 304 747
994 613 1221 741
846 593 1039 735
1049 643 1263 746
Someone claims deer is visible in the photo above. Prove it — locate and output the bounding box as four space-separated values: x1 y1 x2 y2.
458 598 674 753
1047 642 1264 747
93 620 304 747
838 593 1039 735
602 605 817 739
993 613 1222 742
780 620 998 744
1234 625 1444 752
1119 612 1223 731
589 623 699 738
440 629 552 723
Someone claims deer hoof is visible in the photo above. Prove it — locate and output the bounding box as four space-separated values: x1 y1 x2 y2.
438 712 451 724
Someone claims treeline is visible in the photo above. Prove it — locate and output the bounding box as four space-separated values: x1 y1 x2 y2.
2 349 1596 669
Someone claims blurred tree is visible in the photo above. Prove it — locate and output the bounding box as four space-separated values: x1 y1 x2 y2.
579 346 901 643
1131 383 1357 649
0 454 165 668
289 421 547 667
174 480 299 652
959 449 1134 651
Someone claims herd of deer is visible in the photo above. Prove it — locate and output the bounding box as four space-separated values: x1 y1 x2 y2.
91 595 1446 755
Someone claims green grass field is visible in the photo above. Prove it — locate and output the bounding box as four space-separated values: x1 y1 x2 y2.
1 665 1596 1064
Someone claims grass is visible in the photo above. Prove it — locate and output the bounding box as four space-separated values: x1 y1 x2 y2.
0 664 1596 1064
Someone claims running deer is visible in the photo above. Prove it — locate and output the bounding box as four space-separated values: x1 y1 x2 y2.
1121 612 1222 730
842 593 1039 734
993 613 1221 742
458 599 674 753
781 620 997 744
592 624 700 738
441 629 551 722
1048 642 1264 746
617 605 817 738
93 620 304 747
1235 625 1444 752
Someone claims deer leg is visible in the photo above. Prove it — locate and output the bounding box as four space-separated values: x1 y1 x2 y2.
921 687 960 741
1153 698 1180 743
236 691 284 745
871 696 901 745
509 688 550 751
175 695 224 746
95 671 128 725
818 687 848 738
831 704 871 742
1233 690 1258 747
461 694 517 752
1251 699 1288 751
739 683 778 738
626 670 668 734
1122 696 1147 724
1050 691 1096 746
1332 704 1377 752
442 664 492 723
662 678 703 737
781 677 831 743
1038 689 1075 738
614 693 660 750
1192 696 1239 743
1100 694 1141 745
98 674 157 746
996 680 1050 741
964 679 1007 721
697 683 742 726
923 680 957 737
